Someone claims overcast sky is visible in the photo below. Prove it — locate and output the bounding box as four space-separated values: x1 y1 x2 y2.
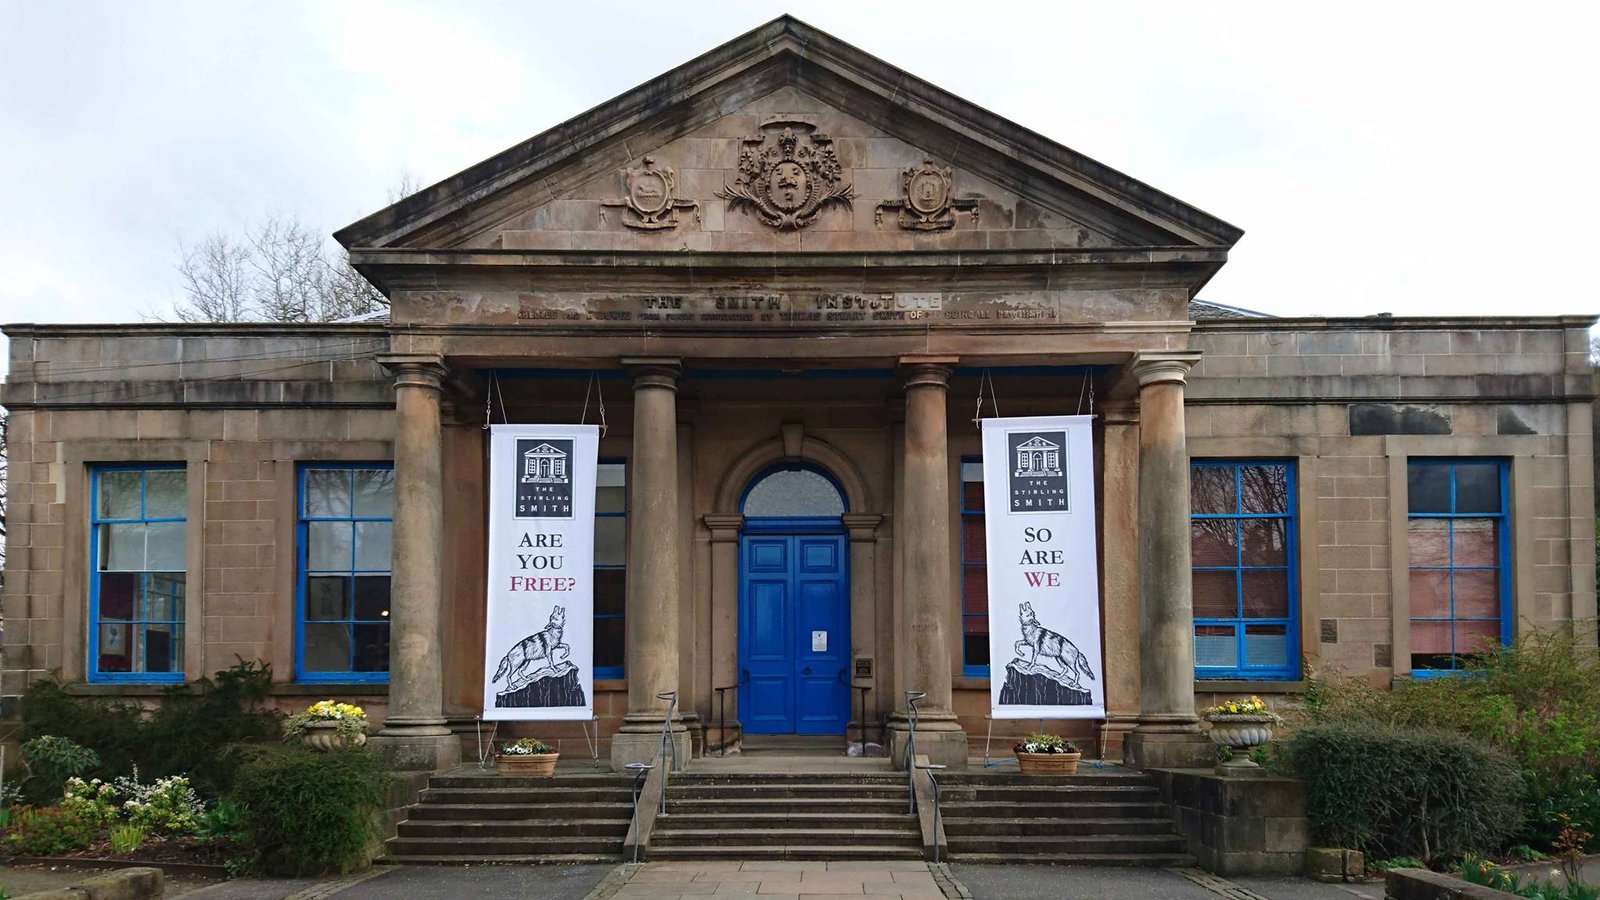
3 0 1598 337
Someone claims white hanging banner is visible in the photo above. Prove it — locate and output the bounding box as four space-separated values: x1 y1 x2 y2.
482 424 598 721
981 415 1105 720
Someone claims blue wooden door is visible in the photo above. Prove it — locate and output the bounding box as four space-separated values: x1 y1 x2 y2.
739 533 849 734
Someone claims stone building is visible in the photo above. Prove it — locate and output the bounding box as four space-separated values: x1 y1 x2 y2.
3 17 1594 773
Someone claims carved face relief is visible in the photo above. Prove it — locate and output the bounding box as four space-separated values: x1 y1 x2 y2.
717 119 852 230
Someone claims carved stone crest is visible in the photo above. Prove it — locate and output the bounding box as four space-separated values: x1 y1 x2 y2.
601 156 698 231
717 119 853 230
875 158 978 231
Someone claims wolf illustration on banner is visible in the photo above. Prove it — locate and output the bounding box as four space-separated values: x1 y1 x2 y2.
492 606 586 709
1000 599 1095 707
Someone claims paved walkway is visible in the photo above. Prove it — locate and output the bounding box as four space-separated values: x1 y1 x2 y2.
597 861 951 899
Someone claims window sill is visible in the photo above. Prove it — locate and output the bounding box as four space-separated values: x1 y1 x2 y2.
1194 679 1306 694
64 682 392 698
953 677 990 690
595 679 626 692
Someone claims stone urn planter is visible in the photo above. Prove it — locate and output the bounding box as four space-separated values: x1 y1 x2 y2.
1015 750 1082 775
300 720 367 752
499 752 560 777
1206 714 1276 769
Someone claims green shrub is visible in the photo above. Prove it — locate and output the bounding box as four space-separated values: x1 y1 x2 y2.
20 736 101 805
18 660 282 799
1302 628 1600 851
60 777 118 825
6 806 94 856
1281 722 1524 862
116 774 205 835
229 746 392 876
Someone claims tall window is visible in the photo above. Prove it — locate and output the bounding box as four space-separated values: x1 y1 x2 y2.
297 465 393 682
1407 459 1510 675
960 459 989 677
1190 461 1299 680
594 461 627 679
91 465 188 682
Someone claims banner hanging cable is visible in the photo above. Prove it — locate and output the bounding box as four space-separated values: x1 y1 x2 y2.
972 368 1001 429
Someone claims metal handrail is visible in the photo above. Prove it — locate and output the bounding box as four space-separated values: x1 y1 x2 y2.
837 669 871 753
712 671 748 757
625 761 653 864
655 690 678 815
916 761 947 862
903 689 925 813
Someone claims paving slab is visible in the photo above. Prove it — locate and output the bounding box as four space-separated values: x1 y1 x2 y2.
0 864 224 898
332 863 613 899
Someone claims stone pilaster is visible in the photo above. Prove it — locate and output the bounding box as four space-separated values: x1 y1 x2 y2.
1124 350 1212 770
370 354 461 772
843 513 883 744
1098 399 1142 761
611 358 691 772
704 513 744 750
887 357 968 769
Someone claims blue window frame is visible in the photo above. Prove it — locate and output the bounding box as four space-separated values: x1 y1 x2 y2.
1190 461 1299 680
296 464 393 683
594 461 627 680
89 464 187 683
1406 459 1511 676
960 458 989 677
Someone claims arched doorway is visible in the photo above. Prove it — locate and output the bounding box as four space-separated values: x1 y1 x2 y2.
738 464 850 735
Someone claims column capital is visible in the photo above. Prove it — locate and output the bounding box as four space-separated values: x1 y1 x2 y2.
377 354 448 391
1129 350 1201 388
703 514 744 542
622 357 682 391
898 355 958 391
841 513 883 542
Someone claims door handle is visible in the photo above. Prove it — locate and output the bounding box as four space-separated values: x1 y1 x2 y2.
802 667 812 676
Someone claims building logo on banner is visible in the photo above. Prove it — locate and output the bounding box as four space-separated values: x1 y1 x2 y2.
1007 431 1069 512
485 426 597 721
982 416 1104 721
516 439 574 518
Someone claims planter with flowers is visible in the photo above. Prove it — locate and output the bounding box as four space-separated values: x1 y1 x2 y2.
285 700 369 752
1013 733 1082 775
1202 695 1280 770
499 738 559 777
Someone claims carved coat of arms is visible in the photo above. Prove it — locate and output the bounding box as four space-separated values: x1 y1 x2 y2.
601 156 698 231
876 158 978 231
717 121 853 230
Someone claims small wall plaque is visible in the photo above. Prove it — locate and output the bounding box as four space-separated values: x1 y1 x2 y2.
853 656 873 679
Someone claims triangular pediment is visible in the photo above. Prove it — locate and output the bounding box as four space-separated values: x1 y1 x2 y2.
335 16 1241 257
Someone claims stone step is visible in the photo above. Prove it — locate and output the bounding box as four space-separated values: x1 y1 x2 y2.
380 853 620 866
667 783 906 800
386 835 623 857
397 819 630 839
660 811 916 829
426 774 630 789
942 800 1168 818
419 787 633 805
668 796 909 814
939 773 1153 786
943 817 1177 837
673 773 904 784
407 802 634 821
946 834 1191 856
646 843 927 861
951 852 1198 867
652 827 920 848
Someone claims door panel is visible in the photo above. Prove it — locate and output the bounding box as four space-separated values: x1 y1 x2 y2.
739 532 848 734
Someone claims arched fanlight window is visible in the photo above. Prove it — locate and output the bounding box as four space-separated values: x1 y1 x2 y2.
741 466 846 518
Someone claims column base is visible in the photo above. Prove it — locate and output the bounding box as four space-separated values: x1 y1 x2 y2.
610 728 692 774
886 715 969 770
1124 729 1213 770
369 732 462 773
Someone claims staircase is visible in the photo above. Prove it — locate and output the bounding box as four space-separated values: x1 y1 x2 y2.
940 769 1194 865
649 772 923 861
386 772 632 864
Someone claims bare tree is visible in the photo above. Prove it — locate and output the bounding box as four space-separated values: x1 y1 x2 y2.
171 214 386 324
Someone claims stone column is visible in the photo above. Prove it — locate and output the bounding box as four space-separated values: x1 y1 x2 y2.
843 513 883 748
1124 350 1212 770
1098 400 1142 760
888 357 968 769
704 514 744 752
611 358 691 771
371 355 461 772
